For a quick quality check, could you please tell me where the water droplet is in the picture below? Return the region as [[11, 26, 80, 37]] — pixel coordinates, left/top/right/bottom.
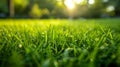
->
[[19, 44, 22, 48]]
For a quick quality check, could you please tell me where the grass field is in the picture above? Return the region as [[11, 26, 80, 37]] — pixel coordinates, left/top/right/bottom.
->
[[0, 18, 120, 67]]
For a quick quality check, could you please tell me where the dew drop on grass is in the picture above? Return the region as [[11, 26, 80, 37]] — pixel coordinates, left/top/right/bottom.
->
[[19, 44, 22, 48]]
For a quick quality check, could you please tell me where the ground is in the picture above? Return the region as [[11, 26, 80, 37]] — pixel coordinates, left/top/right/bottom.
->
[[0, 18, 120, 67]]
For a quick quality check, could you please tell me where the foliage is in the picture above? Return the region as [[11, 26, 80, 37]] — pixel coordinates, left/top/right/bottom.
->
[[0, 0, 120, 18], [42, 8, 50, 18], [29, 4, 42, 18], [0, 0, 8, 13], [14, 0, 29, 15], [0, 19, 120, 67]]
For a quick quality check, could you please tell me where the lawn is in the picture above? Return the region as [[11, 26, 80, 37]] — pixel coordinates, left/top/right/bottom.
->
[[0, 18, 120, 67]]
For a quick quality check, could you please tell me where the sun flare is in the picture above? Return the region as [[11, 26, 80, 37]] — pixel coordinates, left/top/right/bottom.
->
[[64, 0, 84, 9], [88, 0, 95, 4], [64, 0, 75, 9], [74, 0, 84, 4]]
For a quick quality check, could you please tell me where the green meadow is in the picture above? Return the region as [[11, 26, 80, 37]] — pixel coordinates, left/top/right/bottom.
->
[[0, 18, 120, 67]]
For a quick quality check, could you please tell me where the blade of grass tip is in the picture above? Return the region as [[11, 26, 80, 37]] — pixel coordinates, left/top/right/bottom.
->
[[109, 32, 113, 40], [14, 35, 23, 44], [58, 38, 66, 53], [105, 28, 114, 44], [73, 46, 77, 57], [99, 25, 105, 34], [107, 28, 113, 40], [106, 28, 111, 37], [34, 42, 43, 53], [45, 29, 48, 44], [89, 34, 106, 67], [78, 52, 85, 62]]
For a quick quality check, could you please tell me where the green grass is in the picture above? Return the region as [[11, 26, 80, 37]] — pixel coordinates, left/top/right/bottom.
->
[[0, 18, 120, 67]]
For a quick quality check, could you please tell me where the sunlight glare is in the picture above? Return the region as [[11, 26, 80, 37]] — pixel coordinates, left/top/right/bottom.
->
[[89, 0, 94, 5], [74, 0, 84, 4], [107, 6, 115, 12], [64, 0, 75, 9]]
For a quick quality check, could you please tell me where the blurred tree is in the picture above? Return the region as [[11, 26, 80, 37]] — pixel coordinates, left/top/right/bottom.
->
[[8, 0, 14, 17], [0, 0, 119, 18], [14, 0, 29, 16], [108, 0, 120, 16], [42, 8, 50, 18], [73, 0, 89, 18], [39, 0, 56, 11], [88, 0, 104, 18], [0, 0, 8, 16], [51, 0, 67, 18], [29, 4, 42, 18], [26, 0, 56, 18], [114, 0, 120, 16]]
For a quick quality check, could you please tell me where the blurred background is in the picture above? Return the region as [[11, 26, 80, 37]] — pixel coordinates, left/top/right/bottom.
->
[[0, 0, 120, 19]]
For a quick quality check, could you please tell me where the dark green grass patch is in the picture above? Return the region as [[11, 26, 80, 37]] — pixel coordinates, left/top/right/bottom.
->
[[0, 19, 120, 67]]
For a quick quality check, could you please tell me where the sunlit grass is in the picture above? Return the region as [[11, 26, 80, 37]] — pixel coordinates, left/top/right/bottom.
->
[[0, 18, 120, 67]]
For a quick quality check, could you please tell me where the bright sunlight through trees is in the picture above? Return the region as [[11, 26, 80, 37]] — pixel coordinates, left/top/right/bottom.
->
[[64, 0, 95, 10], [74, 0, 84, 4], [64, 0, 75, 10], [64, 0, 84, 9], [88, 0, 94, 5]]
